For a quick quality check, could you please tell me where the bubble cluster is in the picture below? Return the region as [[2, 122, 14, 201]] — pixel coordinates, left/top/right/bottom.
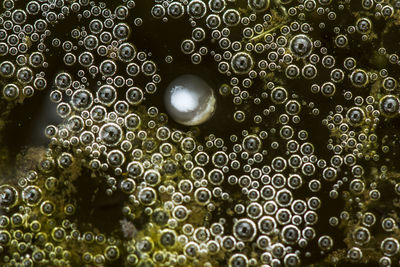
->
[[1, 0, 400, 267]]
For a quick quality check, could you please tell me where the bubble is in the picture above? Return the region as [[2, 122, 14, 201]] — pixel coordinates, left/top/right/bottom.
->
[[114, 101, 129, 116], [32, 77, 46, 91], [138, 187, 157, 206], [242, 135, 261, 153], [346, 107, 364, 125], [285, 64, 300, 79], [231, 52, 253, 74], [2, 83, 19, 101], [304, 210, 318, 225], [0, 42, 9, 56], [55, 73, 72, 90], [67, 116, 84, 134], [149, 209, 168, 227], [301, 64, 317, 79], [233, 218, 257, 241], [356, 18, 372, 34], [350, 69, 368, 87], [321, 82, 336, 97], [83, 35, 98, 50], [151, 4, 165, 19], [382, 217, 396, 232], [159, 230, 176, 247], [209, 0, 226, 13], [194, 188, 211, 205], [143, 169, 161, 186], [34, 19, 47, 33], [118, 43, 136, 62], [289, 34, 312, 58], [0, 61, 15, 77], [379, 95, 400, 117], [141, 61, 156, 76], [16, 67, 33, 84], [173, 205, 189, 221], [107, 150, 125, 168], [335, 34, 348, 48], [223, 9, 240, 26], [275, 189, 292, 207], [352, 226, 370, 245], [167, 2, 185, 19], [271, 87, 288, 104], [57, 152, 74, 168], [381, 5, 394, 18], [26, 1, 40, 15], [22, 186, 42, 206], [114, 4, 129, 19], [112, 23, 130, 40], [88, 19, 103, 34], [229, 254, 248, 267], [275, 208, 291, 226], [97, 85, 117, 106], [290, 200, 306, 216], [381, 238, 399, 256], [187, 0, 207, 19], [62, 52, 76, 66], [379, 257, 391, 267], [99, 59, 117, 77], [0, 230, 11, 247], [88, 106, 105, 123], [180, 40, 195, 56], [193, 31, 207, 46], [281, 225, 300, 245], [99, 245, 118, 262], [164, 74, 216, 126], [248, 0, 270, 12], [116, 76, 127, 88], [349, 179, 365, 195], [0, 185, 18, 209], [206, 14, 222, 29], [99, 31, 112, 44], [99, 123, 122, 146], [286, 175, 303, 191], [330, 68, 344, 82], [208, 169, 224, 185], [284, 253, 301, 267], [71, 89, 93, 111]]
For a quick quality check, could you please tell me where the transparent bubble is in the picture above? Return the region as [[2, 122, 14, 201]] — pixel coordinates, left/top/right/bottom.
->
[[167, 2, 185, 19], [118, 43, 136, 62], [187, 0, 207, 19], [97, 85, 117, 106], [233, 218, 256, 241], [164, 74, 216, 126], [99, 123, 122, 146], [222, 9, 240, 27], [112, 23, 130, 40], [231, 52, 253, 74]]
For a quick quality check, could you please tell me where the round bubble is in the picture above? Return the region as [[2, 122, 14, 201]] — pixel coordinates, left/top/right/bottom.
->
[[164, 74, 216, 126]]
